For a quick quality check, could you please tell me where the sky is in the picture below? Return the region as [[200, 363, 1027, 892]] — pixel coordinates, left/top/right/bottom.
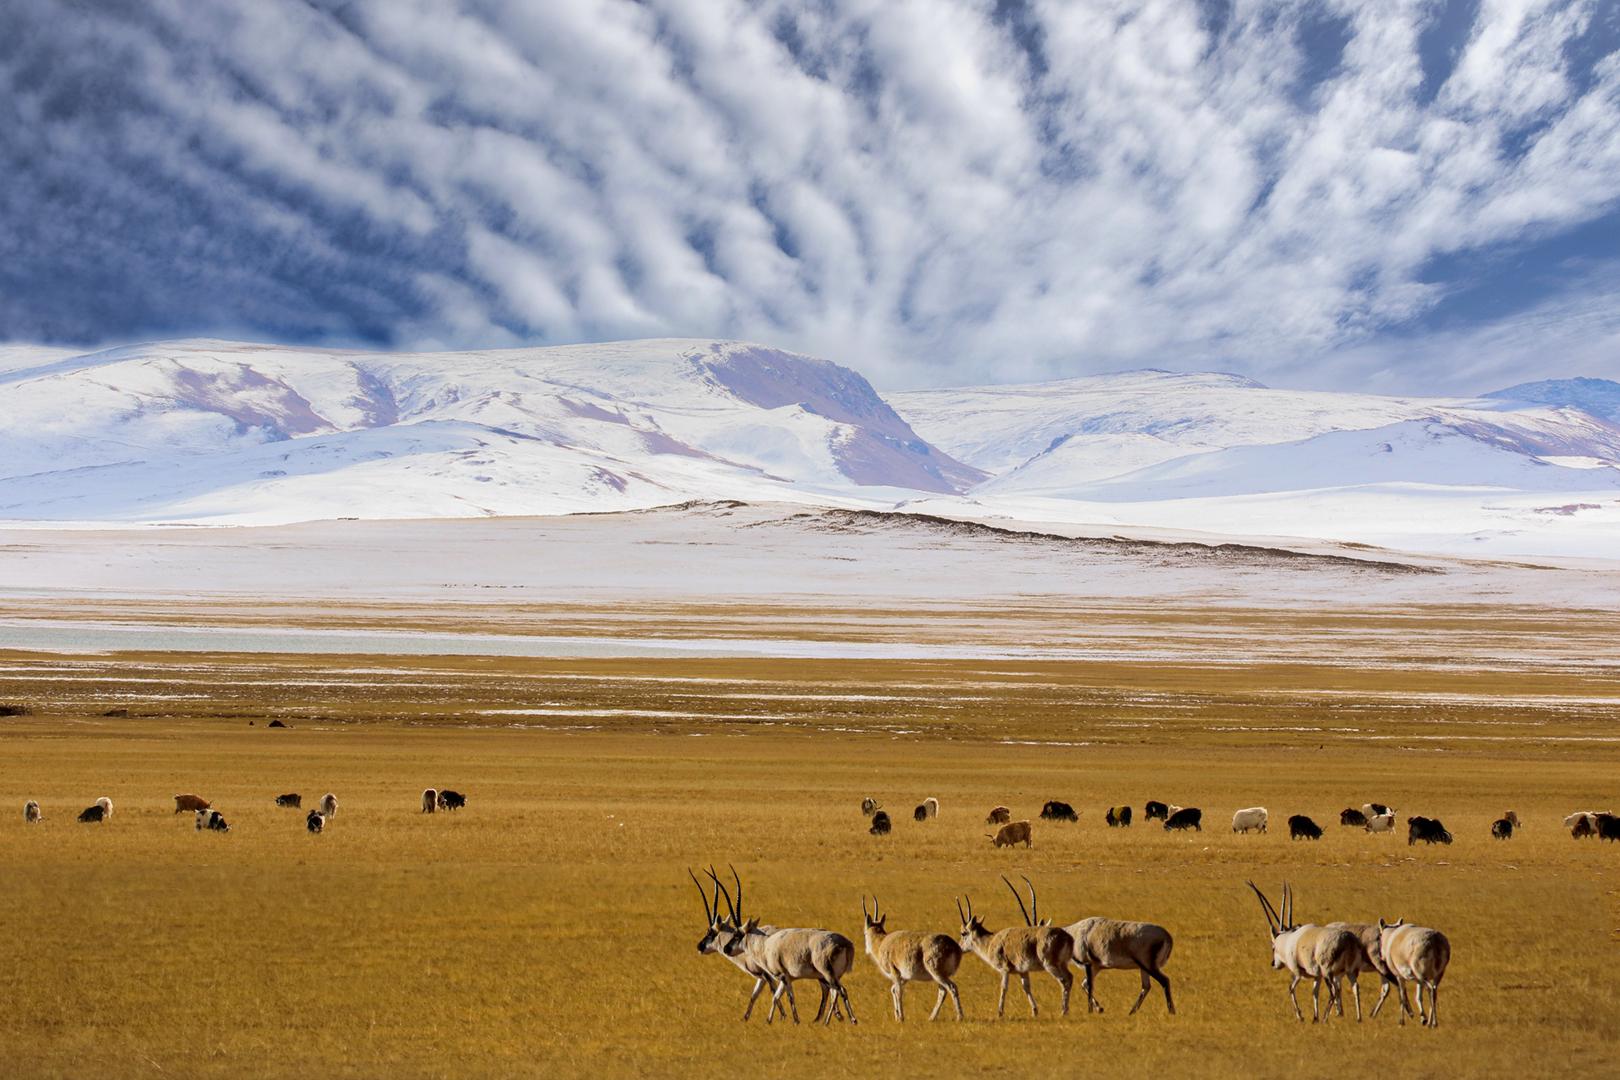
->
[[3, 0, 1619, 393]]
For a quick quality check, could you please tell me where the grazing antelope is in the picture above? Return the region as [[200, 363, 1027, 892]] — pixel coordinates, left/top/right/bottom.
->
[[1377, 918, 1451, 1028], [988, 819, 1032, 848], [1105, 805, 1132, 827], [955, 880, 1073, 1017], [1062, 910, 1175, 1016], [1231, 807, 1268, 834], [985, 805, 1011, 825], [1247, 881, 1358, 1022], [861, 896, 964, 1021]]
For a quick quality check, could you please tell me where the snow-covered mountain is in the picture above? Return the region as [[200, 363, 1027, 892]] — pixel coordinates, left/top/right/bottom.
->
[[0, 338, 981, 523], [2, 337, 1618, 557]]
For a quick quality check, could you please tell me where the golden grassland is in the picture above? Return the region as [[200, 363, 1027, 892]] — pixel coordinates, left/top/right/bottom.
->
[[0, 648, 1617, 1079]]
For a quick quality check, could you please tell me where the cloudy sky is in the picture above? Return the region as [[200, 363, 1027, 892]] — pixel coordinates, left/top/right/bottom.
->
[[3, 0, 1619, 391]]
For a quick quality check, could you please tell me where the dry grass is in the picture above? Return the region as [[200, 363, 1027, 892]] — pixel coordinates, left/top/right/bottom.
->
[[1, 649, 1618, 1078]]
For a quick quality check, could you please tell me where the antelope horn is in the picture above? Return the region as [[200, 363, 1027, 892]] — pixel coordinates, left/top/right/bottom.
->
[[1246, 880, 1279, 937], [688, 867, 713, 923], [1282, 881, 1293, 930], [706, 865, 739, 923], [1021, 875, 1039, 927], [729, 863, 743, 921], [955, 896, 966, 924], [1002, 875, 1033, 927], [862, 895, 870, 922]]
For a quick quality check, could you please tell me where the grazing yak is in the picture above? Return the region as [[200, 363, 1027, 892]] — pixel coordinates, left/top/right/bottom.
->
[[922, 797, 939, 819], [1339, 808, 1368, 827], [422, 788, 438, 814], [860, 797, 881, 815], [1105, 805, 1132, 828], [195, 809, 230, 833], [1288, 814, 1323, 841], [275, 793, 302, 808], [985, 805, 1012, 826], [1040, 800, 1079, 822], [306, 811, 326, 834], [24, 800, 41, 824], [320, 793, 338, 818], [1597, 813, 1620, 842], [1365, 812, 1396, 834], [437, 789, 466, 811], [913, 804, 928, 822], [1491, 817, 1515, 840], [78, 797, 112, 824], [988, 820, 1033, 848], [173, 794, 211, 814], [869, 811, 892, 835], [1231, 807, 1269, 834], [1407, 816, 1452, 845], [1163, 807, 1201, 832], [1144, 801, 1170, 822], [1564, 810, 1611, 835], [1571, 815, 1595, 839]]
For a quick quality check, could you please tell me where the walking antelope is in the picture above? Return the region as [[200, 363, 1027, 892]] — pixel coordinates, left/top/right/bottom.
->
[[955, 878, 1074, 1018], [692, 866, 845, 1024], [1061, 910, 1175, 1015], [1247, 881, 1359, 1022], [725, 918, 858, 1026], [1377, 918, 1451, 1028], [861, 896, 964, 1021]]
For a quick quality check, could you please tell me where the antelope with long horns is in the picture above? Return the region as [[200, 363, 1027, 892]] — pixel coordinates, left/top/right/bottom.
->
[[693, 866, 844, 1023], [720, 870, 857, 1026], [1377, 918, 1451, 1028], [1247, 881, 1359, 1022], [955, 878, 1074, 1018], [861, 896, 965, 1021]]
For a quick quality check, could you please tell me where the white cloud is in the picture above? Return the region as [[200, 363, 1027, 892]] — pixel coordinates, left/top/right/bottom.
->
[[2, 0, 1618, 390]]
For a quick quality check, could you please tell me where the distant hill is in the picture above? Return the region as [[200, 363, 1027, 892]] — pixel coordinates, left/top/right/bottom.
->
[[1484, 377, 1620, 422]]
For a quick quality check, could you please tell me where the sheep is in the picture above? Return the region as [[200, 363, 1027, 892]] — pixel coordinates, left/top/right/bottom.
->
[[1248, 882, 1359, 1022], [1288, 814, 1323, 841], [1407, 816, 1452, 845], [24, 800, 41, 824], [860, 797, 881, 815], [1143, 800, 1170, 821], [1105, 805, 1132, 827], [1364, 812, 1396, 834], [869, 811, 892, 835], [173, 794, 211, 814], [1231, 807, 1269, 834], [984, 805, 1011, 826], [194, 809, 229, 833], [1039, 800, 1078, 822], [1377, 919, 1451, 1027], [422, 788, 438, 814], [1491, 817, 1514, 840], [862, 896, 965, 1021], [956, 881, 1074, 1017], [437, 789, 466, 811], [306, 810, 326, 834], [1163, 807, 1201, 831], [275, 793, 302, 808], [1339, 808, 1368, 827], [988, 820, 1033, 848], [320, 793, 338, 818]]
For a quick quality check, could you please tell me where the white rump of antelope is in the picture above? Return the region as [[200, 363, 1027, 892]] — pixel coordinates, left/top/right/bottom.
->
[[1248, 881, 1358, 1022], [1377, 918, 1451, 1028]]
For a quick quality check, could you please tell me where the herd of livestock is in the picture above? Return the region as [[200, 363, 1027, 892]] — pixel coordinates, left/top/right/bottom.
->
[[683, 796, 1617, 1028], [17, 787, 468, 834], [690, 866, 1451, 1029], [859, 796, 1620, 845]]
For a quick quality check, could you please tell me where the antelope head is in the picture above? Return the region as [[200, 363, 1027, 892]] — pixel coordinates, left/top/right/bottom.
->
[[861, 896, 887, 953], [955, 895, 989, 950], [722, 916, 764, 957], [1247, 880, 1295, 968], [691, 864, 742, 954]]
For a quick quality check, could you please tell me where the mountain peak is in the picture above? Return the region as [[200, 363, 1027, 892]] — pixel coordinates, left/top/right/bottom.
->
[[1484, 377, 1620, 422]]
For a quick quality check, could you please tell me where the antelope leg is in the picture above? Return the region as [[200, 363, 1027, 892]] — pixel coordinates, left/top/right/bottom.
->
[[1350, 975, 1362, 1021], [1083, 963, 1104, 1014], [743, 976, 770, 1021], [1311, 976, 1322, 1023], [1287, 974, 1305, 1022], [1130, 970, 1151, 1015], [947, 979, 964, 1020], [782, 978, 801, 1025], [997, 972, 1009, 1017], [928, 984, 946, 1021], [1428, 983, 1440, 1028], [1018, 972, 1039, 1018], [892, 979, 904, 1022]]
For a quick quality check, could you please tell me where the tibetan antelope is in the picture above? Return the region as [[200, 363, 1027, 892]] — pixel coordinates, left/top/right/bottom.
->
[[1274, 890, 1402, 1022], [955, 878, 1074, 1018], [861, 896, 964, 1021], [725, 918, 858, 1026], [1247, 881, 1358, 1022], [689, 865, 782, 1021], [1061, 908, 1175, 1016], [1377, 918, 1451, 1028]]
